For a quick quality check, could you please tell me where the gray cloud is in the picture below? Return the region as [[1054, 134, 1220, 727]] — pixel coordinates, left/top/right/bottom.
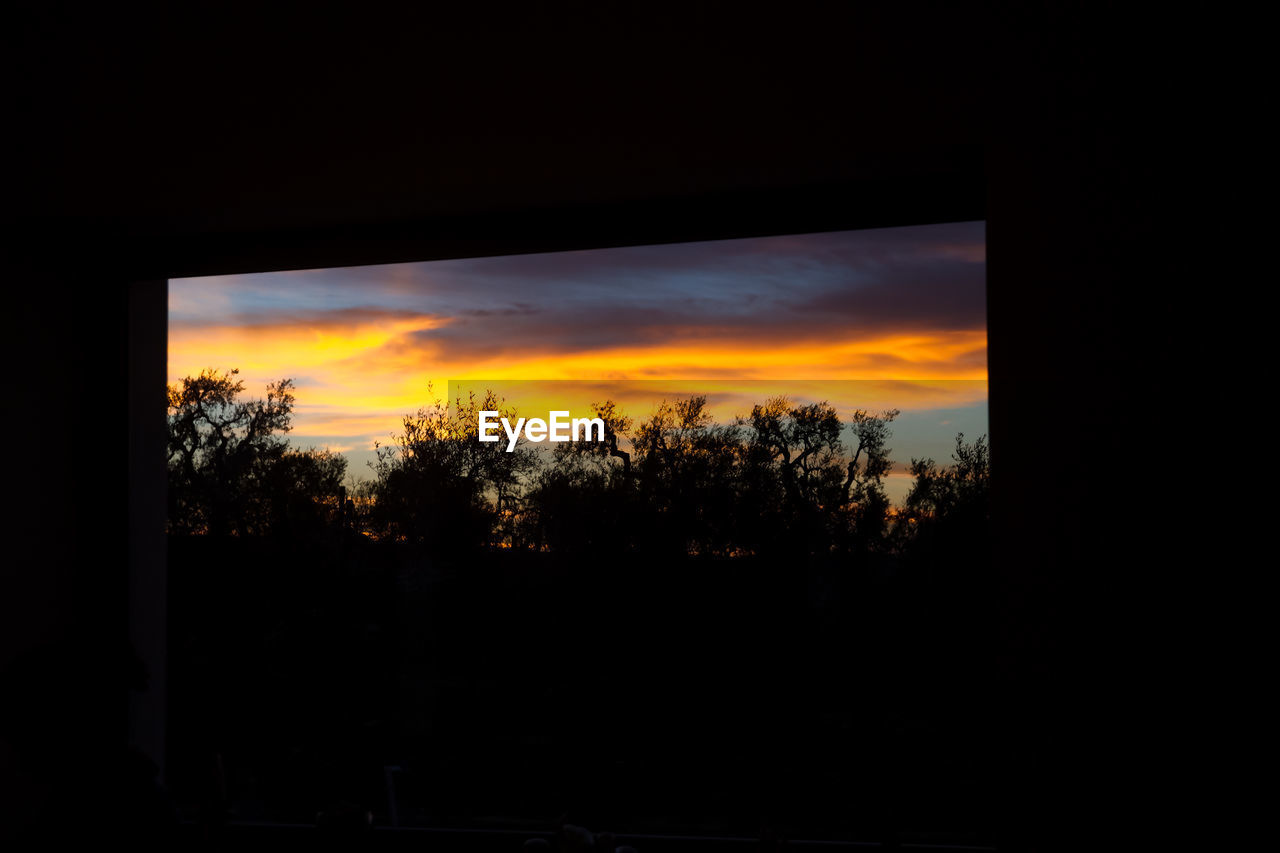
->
[[178, 221, 986, 367]]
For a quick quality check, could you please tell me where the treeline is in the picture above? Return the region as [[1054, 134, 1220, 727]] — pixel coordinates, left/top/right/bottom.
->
[[168, 369, 989, 561]]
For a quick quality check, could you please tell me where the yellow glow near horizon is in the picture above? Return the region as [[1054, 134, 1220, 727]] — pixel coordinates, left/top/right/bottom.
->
[[444, 378, 989, 434]]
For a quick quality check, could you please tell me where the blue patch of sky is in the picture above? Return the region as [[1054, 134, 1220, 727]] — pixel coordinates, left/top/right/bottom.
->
[[870, 404, 989, 469]]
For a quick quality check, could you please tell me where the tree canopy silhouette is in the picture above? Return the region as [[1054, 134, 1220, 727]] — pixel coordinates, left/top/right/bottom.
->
[[367, 388, 538, 551], [633, 395, 744, 557], [521, 400, 636, 553], [167, 368, 346, 536], [737, 398, 899, 555], [900, 432, 991, 544]]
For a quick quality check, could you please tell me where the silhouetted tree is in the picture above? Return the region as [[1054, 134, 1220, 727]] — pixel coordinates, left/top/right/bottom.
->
[[561, 398, 635, 480], [522, 400, 635, 552], [899, 432, 990, 542], [841, 407, 901, 548], [368, 388, 538, 551], [632, 396, 744, 556], [739, 398, 898, 553], [742, 397, 845, 513], [167, 368, 346, 536], [261, 447, 349, 538]]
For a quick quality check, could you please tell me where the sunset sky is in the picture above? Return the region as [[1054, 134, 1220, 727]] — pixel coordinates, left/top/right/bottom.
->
[[169, 221, 987, 503]]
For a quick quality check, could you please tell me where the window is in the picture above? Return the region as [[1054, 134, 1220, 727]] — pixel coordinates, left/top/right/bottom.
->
[[156, 219, 995, 846]]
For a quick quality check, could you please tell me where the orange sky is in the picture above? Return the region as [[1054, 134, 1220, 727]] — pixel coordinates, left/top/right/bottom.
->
[[169, 222, 988, 500]]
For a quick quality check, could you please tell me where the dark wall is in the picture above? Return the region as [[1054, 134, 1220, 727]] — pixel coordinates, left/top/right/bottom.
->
[[3, 5, 1176, 849]]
